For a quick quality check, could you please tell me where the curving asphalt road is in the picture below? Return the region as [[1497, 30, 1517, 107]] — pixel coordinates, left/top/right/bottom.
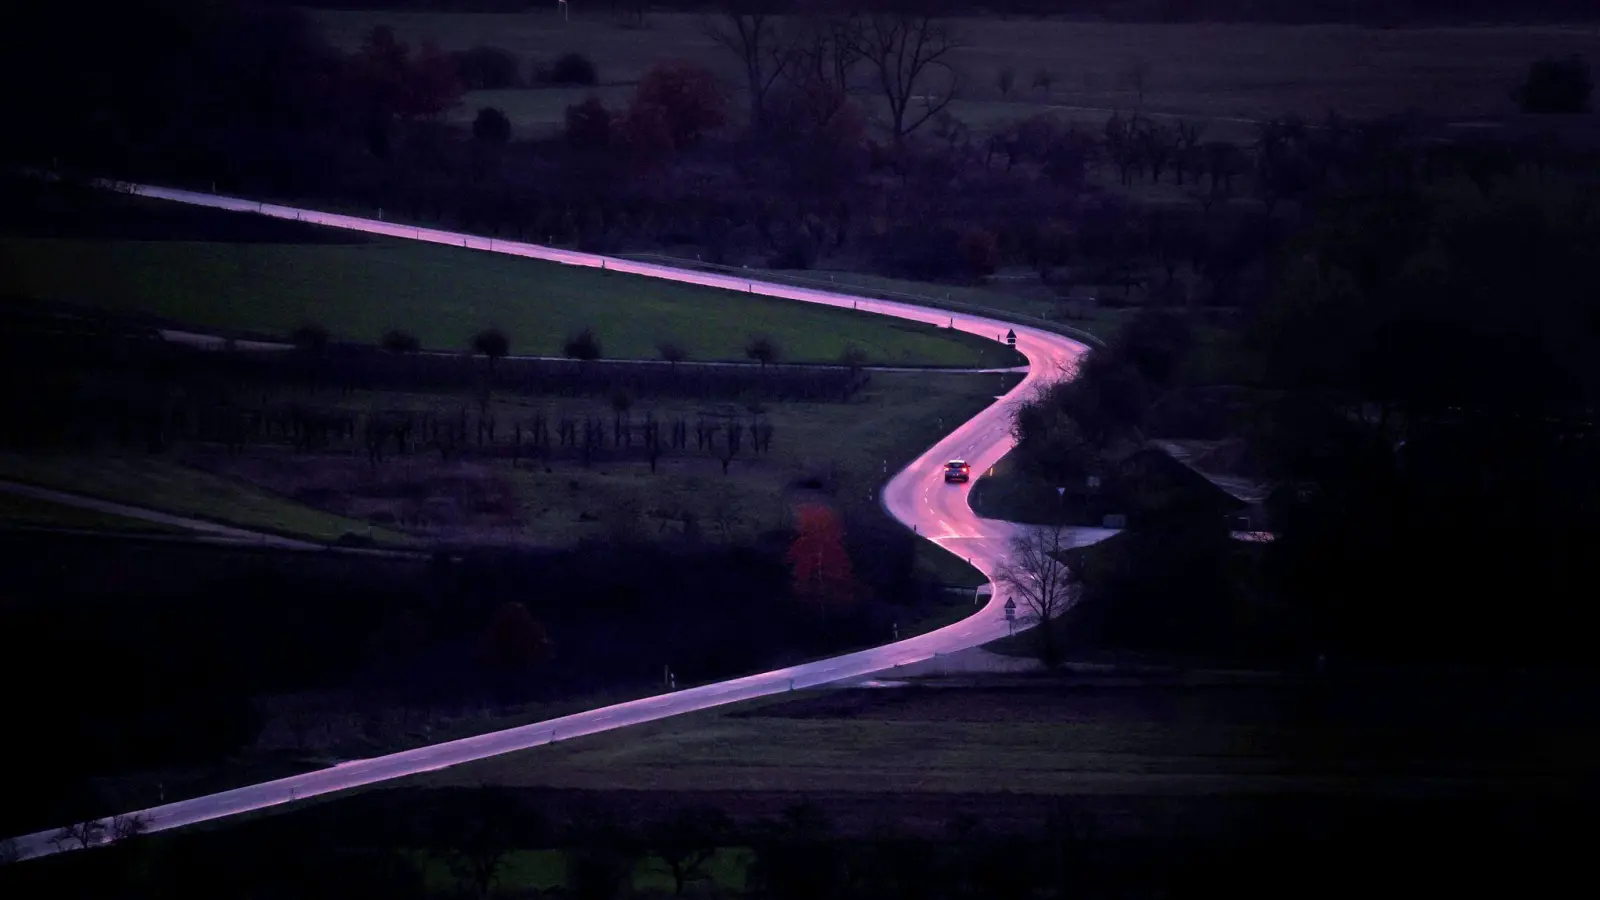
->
[[7, 182, 1114, 862]]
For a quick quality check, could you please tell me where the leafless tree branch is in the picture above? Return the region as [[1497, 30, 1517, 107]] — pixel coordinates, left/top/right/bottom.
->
[[702, 6, 792, 131], [996, 522, 1082, 665], [853, 13, 963, 144]]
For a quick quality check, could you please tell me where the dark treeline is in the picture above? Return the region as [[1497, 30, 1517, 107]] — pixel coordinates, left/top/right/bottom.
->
[[263, 0, 1600, 26], [0, 514, 939, 835], [1009, 147, 1600, 667], [11, 0, 1593, 316]]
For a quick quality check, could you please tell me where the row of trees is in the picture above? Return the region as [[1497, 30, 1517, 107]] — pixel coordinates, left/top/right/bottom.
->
[[12, 2, 1591, 316]]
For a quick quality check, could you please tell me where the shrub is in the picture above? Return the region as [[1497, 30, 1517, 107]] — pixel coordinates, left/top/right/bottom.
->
[[1513, 55, 1593, 113], [767, 232, 819, 270], [472, 327, 510, 361], [541, 51, 598, 86], [449, 45, 520, 91], [290, 323, 329, 354], [564, 327, 603, 361], [381, 329, 420, 353], [472, 106, 512, 144], [957, 228, 1000, 278], [564, 97, 613, 150]]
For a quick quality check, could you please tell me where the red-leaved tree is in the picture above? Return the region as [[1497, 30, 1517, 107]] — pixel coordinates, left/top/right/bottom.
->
[[476, 601, 553, 674], [631, 60, 727, 149], [786, 504, 859, 611]]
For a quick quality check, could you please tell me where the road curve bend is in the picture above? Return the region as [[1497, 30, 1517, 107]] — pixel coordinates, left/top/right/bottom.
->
[[6, 183, 1113, 862]]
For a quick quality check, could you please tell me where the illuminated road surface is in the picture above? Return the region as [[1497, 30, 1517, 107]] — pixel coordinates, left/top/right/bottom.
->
[[7, 183, 1112, 861]]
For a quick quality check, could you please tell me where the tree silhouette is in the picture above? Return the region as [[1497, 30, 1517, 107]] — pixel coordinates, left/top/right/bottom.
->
[[472, 327, 510, 374], [471, 106, 512, 144], [475, 601, 552, 674], [995, 523, 1081, 666], [610, 391, 632, 445], [567, 805, 640, 900], [703, 8, 790, 132], [745, 334, 781, 369], [657, 339, 689, 370], [748, 803, 841, 900], [646, 806, 733, 896], [437, 788, 541, 899], [787, 504, 858, 610], [564, 327, 603, 362], [632, 59, 727, 148], [839, 344, 869, 373], [381, 329, 420, 353], [1514, 55, 1592, 113], [564, 96, 613, 150], [853, 13, 962, 145], [290, 322, 329, 355]]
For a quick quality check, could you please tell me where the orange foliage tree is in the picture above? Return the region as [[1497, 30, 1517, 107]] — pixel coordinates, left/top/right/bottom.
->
[[786, 504, 860, 611], [476, 601, 553, 674]]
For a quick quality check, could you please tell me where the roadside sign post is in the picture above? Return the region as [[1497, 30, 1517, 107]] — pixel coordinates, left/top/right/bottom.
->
[[1004, 597, 1017, 636]]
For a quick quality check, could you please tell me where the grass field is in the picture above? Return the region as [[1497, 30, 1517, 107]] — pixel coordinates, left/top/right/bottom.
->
[[179, 371, 1015, 571], [420, 677, 1600, 800], [0, 231, 1015, 367], [0, 453, 408, 544], [0, 489, 190, 535], [315, 10, 1600, 136]]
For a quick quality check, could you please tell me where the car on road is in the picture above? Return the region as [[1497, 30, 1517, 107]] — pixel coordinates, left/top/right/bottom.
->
[[944, 459, 971, 483]]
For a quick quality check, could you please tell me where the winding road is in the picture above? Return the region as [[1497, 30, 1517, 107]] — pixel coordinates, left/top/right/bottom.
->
[[6, 182, 1113, 862]]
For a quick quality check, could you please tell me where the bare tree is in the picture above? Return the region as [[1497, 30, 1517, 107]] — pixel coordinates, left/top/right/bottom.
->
[[1126, 58, 1152, 109], [109, 814, 150, 844], [703, 4, 791, 131], [995, 523, 1082, 665], [438, 787, 537, 899], [853, 13, 962, 145], [779, 14, 862, 131], [51, 817, 106, 852], [839, 343, 868, 373], [382, 328, 421, 353], [646, 806, 734, 896]]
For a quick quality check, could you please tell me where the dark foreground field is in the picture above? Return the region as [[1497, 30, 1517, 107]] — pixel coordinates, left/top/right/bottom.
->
[[12, 673, 1593, 898], [429, 673, 1600, 807]]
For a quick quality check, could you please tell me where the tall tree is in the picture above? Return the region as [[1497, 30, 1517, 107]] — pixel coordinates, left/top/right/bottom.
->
[[995, 523, 1081, 665], [703, 3, 792, 131], [745, 334, 782, 369], [787, 504, 858, 610], [475, 601, 552, 674], [472, 327, 510, 375], [632, 60, 728, 148], [853, 13, 962, 145], [779, 14, 862, 131]]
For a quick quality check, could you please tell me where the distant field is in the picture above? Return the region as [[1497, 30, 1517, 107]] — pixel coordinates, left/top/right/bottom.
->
[[180, 371, 1015, 576], [420, 678, 1600, 798], [0, 489, 189, 535], [0, 230, 1015, 367], [315, 10, 1600, 136], [0, 453, 406, 544]]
